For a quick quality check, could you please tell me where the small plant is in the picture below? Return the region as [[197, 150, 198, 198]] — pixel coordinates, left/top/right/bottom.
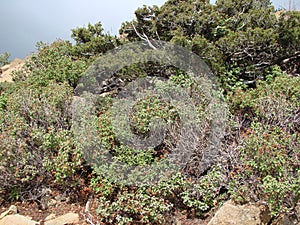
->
[[96, 190, 173, 224]]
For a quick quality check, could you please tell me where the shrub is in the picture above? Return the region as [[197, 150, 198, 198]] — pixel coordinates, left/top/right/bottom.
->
[[229, 73, 300, 130], [0, 82, 84, 201], [229, 122, 299, 215], [96, 187, 173, 225], [228, 73, 300, 216], [71, 22, 120, 57], [12, 40, 91, 88], [91, 165, 227, 224]]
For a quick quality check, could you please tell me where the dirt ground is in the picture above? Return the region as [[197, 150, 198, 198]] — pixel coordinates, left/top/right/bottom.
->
[[0, 197, 100, 225]]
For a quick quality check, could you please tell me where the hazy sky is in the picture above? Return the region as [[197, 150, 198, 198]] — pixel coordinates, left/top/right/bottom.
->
[[0, 0, 298, 60]]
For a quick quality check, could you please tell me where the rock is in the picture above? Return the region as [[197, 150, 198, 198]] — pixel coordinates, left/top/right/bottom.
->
[[44, 213, 79, 225], [44, 214, 56, 221], [0, 214, 39, 225], [0, 205, 18, 219], [208, 201, 271, 225], [0, 65, 10, 73]]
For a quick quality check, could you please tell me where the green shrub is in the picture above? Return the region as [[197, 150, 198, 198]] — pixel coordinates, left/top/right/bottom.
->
[[229, 73, 300, 129], [153, 167, 227, 216], [7, 82, 73, 129], [96, 190, 173, 225], [91, 166, 227, 224], [0, 82, 84, 200], [12, 40, 91, 88], [71, 22, 120, 57], [228, 73, 300, 216]]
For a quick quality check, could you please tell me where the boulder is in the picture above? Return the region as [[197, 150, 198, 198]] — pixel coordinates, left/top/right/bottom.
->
[[208, 201, 271, 225], [0, 214, 39, 225], [44, 213, 79, 225]]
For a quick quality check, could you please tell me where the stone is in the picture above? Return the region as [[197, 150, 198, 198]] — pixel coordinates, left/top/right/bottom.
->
[[0, 214, 39, 225], [207, 201, 271, 225], [44, 213, 79, 225], [0, 65, 10, 73], [44, 214, 56, 221], [0, 205, 18, 219]]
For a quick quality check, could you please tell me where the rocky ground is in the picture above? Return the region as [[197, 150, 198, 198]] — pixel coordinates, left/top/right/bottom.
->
[[2, 198, 296, 225], [0, 58, 26, 82], [0, 196, 208, 224], [0, 197, 100, 225]]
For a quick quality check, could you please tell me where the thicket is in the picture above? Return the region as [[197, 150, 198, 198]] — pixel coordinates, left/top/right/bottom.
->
[[0, 0, 299, 224]]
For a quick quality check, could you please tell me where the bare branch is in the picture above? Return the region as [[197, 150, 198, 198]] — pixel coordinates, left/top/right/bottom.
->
[[131, 22, 157, 50]]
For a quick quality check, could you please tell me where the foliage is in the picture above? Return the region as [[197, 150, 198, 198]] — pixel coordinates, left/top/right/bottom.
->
[[90, 167, 227, 224], [0, 0, 300, 223], [216, 28, 279, 82], [229, 123, 299, 215], [0, 82, 84, 201], [12, 40, 91, 88], [95, 95, 177, 167], [71, 22, 121, 57], [228, 74, 300, 216], [97, 190, 172, 225], [229, 73, 300, 128], [120, 0, 299, 91], [0, 52, 10, 67], [277, 11, 300, 74]]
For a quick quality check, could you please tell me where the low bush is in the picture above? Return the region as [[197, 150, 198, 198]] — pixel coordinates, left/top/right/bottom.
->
[[0, 82, 84, 201], [228, 73, 300, 216], [229, 122, 299, 215]]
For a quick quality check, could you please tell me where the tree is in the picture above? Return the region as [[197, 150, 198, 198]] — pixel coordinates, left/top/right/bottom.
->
[[276, 11, 300, 75], [120, 0, 299, 91], [71, 22, 120, 56]]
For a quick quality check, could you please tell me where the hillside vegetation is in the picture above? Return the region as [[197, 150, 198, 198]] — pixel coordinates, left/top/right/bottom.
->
[[0, 0, 299, 224]]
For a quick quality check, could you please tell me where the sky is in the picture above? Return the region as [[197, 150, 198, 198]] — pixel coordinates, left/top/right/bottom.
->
[[0, 0, 299, 60]]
